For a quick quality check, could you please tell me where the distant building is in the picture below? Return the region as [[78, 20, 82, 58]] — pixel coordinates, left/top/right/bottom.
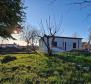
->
[[82, 42, 88, 50], [0, 43, 18, 48], [19, 46, 26, 49], [82, 42, 91, 51], [39, 36, 82, 53]]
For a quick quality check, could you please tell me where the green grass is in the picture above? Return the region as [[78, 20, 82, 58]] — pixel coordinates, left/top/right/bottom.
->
[[58, 52, 91, 66], [0, 52, 91, 84]]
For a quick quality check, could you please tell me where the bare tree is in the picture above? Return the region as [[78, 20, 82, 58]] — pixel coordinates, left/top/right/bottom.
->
[[22, 25, 39, 53], [49, 0, 57, 5], [21, 16, 62, 55], [73, 0, 91, 17], [87, 28, 91, 51], [74, 0, 91, 8], [39, 16, 62, 56], [73, 0, 91, 51]]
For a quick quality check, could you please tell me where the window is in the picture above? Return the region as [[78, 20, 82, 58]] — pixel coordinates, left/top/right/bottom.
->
[[73, 43, 76, 48], [52, 41, 57, 47]]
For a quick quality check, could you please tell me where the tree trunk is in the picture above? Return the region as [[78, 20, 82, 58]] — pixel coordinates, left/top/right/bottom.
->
[[41, 36, 53, 56], [47, 47, 52, 56], [46, 36, 52, 56]]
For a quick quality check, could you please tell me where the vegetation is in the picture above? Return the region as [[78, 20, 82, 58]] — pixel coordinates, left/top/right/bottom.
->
[[0, 52, 91, 84], [21, 26, 39, 53], [1, 55, 17, 63], [38, 17, 62, 56], [0, 0, 24, 39]]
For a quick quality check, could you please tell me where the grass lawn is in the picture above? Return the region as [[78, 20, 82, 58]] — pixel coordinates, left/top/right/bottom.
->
[[0, 52, 91, 84]]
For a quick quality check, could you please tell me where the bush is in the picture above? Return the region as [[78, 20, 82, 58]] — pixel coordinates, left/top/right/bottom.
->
[[70, 49, 91, 56], [1, 55, 17, 63], [24, 78, 33, 84]]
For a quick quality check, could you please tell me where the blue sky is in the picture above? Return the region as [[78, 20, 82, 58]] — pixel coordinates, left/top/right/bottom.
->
[[2, 0, 90, 44], [24, 0, 91, 41]]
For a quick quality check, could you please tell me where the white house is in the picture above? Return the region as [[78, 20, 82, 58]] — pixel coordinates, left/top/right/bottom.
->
[[39, 36, 82, 53]]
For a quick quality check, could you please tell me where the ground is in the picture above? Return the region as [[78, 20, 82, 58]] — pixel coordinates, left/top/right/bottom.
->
[[0, 51, 91, 84]]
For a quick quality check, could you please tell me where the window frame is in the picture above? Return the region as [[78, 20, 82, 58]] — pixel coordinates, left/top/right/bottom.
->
[[51, 41, 57, 47], [73, 42, 76, 48]]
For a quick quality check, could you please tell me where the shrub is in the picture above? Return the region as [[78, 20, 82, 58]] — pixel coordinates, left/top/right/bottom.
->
[[24, 78, 33, 84], [1, 55, 17, 63], [11, 66, 19, 71], [70, 49, 91, 56]]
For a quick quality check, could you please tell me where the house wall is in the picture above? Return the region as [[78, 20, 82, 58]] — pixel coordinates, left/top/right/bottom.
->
[[39, 37, 82, 53]]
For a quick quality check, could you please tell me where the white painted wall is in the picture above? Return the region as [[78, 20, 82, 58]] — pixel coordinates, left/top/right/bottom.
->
[[39, 37, 82, 53]]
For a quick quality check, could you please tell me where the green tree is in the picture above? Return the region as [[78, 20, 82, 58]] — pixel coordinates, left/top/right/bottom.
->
[[0, 0, 24, 39]]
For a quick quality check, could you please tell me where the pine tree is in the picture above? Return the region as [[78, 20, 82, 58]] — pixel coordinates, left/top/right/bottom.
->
[[0, 0, 24, 39]]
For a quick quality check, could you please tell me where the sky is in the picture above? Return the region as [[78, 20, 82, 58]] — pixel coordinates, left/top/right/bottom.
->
[[1, 0, 91, 45], [24, 0, 91, 40]]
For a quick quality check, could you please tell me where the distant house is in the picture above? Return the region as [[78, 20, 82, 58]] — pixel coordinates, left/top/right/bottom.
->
[[39, 36, 82, 53], [0, 43, 18, 48], [82, 42, 91, 51], [82, 42, 88, 50]]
